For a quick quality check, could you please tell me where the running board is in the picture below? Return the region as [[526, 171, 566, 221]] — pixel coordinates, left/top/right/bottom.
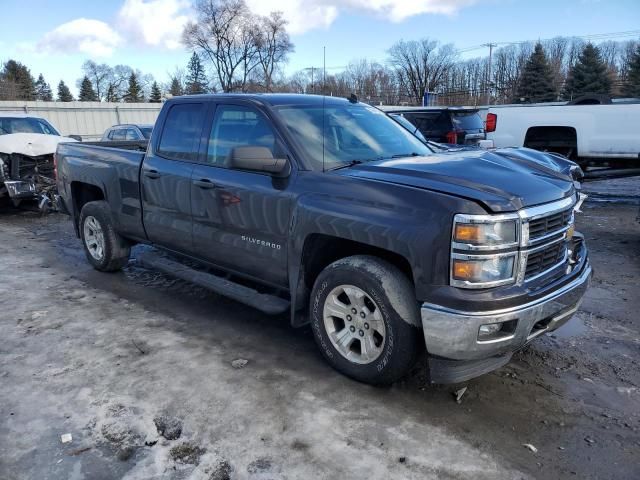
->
[[136, 252, 290, 315]]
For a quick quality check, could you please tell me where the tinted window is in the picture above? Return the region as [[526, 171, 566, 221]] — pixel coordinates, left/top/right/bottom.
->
[[207, 105, 276, 167], [140, 127, 153, 139], [404, 111, 451, 137], [451, 111, 484, 131], [158, 103, 205, 161]]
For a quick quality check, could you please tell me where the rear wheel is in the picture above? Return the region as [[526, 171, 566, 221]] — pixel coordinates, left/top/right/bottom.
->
[[310, 255, 421, 385], [79, 201, 130, 272]]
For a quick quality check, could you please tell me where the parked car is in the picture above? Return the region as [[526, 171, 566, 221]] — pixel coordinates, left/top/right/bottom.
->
[[56, 94, 591, 385], [101, 124, 153, 142], [0, 112, 76, 208], [381, 106, 487, 146], [485, 101, 640, 168], [387, 111, 584, 184]]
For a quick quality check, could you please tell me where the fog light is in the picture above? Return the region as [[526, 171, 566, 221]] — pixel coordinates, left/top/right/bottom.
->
[[479, 323, 501, 336]]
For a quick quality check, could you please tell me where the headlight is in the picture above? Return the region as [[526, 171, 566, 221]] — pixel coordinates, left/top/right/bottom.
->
[[453, 216, 518, 249], [451, 254, 516, 287], [451, 213, 520, 288]]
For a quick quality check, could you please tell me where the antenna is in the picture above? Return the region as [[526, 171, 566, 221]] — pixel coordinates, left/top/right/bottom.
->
[[322, 46, 326, 172]]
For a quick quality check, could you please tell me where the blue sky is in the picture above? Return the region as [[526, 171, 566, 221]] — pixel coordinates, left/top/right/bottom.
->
[[1, 0, 639, 95]]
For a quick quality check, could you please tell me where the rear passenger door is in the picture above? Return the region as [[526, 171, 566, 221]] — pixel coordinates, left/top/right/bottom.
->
[[142, 101, 208, 253], [190, 102, 293, 287]]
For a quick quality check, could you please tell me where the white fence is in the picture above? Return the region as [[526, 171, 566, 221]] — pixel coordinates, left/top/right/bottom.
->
[[0, 101, 163, 141]]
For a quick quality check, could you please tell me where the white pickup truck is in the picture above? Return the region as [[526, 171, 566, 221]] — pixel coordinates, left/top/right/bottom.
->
[[485, 102, 640, 169]]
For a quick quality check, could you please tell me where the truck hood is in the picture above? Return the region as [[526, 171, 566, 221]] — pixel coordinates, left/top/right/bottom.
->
[[341, 149, 576, 212], [0, 133, 77, 157]]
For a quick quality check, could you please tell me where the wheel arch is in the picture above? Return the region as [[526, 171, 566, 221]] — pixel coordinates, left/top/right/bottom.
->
[[523, 126, 578, 159], [290, 233, 415, 327], [70, 181, 106, 236]]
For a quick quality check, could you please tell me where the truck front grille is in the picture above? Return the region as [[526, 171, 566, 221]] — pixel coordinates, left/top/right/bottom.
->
[[525, 242, 566, 279], [528, 208, 573, 242]]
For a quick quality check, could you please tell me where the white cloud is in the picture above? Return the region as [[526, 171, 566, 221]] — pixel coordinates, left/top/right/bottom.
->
[[117, 0, 192, 50], [246, 0, 478, 34], [37, 18, 122, 57]]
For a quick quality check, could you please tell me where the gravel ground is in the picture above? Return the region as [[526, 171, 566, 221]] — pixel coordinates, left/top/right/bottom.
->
[[0, 192, 639, 479]]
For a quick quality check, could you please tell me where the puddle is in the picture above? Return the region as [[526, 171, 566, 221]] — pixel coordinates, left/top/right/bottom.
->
[[549, 315, 589, 339]]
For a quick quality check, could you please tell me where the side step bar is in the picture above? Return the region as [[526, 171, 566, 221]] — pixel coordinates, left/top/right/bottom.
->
[[136, 252, 290, 315]]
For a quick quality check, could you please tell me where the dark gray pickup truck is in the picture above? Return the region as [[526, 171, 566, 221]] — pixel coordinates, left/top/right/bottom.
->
[[56, 94, 591, 385]]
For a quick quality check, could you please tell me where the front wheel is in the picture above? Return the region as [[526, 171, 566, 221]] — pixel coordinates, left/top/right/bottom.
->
[[310, 255, 422, 385], [79, 201, 131, 272]]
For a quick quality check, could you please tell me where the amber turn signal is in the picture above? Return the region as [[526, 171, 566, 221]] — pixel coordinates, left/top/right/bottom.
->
[[452, 259, 481, 280], [454, 224, 481, 243]]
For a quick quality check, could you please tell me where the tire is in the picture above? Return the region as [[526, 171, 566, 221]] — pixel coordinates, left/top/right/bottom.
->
[[79, 201, 131, 272], [310, 255, 422, 385]]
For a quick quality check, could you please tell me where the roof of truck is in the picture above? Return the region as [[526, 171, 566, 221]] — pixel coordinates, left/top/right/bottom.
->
[[170, 93, 359, 107]]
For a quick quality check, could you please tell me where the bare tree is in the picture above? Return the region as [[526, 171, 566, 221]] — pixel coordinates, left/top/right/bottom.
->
[[182, 0, 262, 92], [81, 60, 112, 101], [254, 11, 294, 91], [387, 39, 457, 104]]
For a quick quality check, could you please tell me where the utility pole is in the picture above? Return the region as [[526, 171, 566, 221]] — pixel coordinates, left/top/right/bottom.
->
[[484, 42, 497, 105]]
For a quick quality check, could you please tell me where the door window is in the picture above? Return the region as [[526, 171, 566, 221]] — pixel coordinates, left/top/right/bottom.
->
[[111, 129, 126, 141], [207, 105, 276, 167], [157, 103, 205, 161]]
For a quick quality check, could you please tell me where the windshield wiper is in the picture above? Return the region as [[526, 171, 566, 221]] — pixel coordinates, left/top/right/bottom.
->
[[327, 159, 366, 171], [389, 152, 421, 159]]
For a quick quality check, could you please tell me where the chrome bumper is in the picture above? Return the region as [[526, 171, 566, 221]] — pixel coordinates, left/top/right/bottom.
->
[[421, 263, 592, 362]]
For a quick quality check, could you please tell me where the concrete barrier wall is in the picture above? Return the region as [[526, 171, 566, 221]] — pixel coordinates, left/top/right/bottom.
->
[[0, 101, 163, 141]]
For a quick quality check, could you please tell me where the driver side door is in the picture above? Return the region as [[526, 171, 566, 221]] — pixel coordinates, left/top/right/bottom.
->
[[191, 102, 293, 287]]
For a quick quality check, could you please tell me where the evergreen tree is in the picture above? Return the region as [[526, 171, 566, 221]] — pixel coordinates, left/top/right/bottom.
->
[[622, 44, 640, 98], [514, 43, 556, 103], [34, 74, 53, 101], [57, 81, 74, 102], [169, 77, 183, 97], [78, 76, 98, 101], [124, 72, 143, 103], [105, 84, 119, 103], [564, 43, 612, 98], [149, 81, 162, 102], [1, 60, 36, 100], [185, 52, 207, 94]]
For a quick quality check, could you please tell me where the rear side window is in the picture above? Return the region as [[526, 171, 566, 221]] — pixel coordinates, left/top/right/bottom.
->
[[404, 112, 451, 135], [451, 111, 484, 131], [111, 129, 126, 141], [125, 128, 138, 140], [158, 103, 205, 161]]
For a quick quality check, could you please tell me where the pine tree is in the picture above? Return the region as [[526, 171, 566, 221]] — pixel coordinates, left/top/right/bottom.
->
[[78, 76, 98, 101], [622, 44, 640, 98], [57, 81, 74, 102], [514, 43, 556, 103], [34, 74, 53, 101], [124, 72, 143, 103], [564, 43, 612, 98], [105, 84, 119, 103], [185, 52, 207, 94], [1, 60, 36, 100], [149, 81, 162, 102], [169, 77, 183, 97]]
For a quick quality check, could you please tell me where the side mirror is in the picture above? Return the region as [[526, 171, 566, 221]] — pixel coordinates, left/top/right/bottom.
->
[[229, 146, 290, 177], [68, 135, 83, 142]]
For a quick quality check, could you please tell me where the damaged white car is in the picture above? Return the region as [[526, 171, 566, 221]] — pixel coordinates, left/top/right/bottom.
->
[[0, 112, 77, 209]]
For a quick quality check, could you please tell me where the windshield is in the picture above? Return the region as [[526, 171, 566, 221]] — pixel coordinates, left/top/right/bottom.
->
[[388, 113, 428, 143], [451, 111, 483, 131], [276, 102, 432, 171], [140, 127, 153, 139], [0, 117, 60, 136]]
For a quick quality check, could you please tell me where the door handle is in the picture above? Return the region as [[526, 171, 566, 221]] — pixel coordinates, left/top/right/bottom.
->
[[144, 169, 160, 179], [193, 179, 217, 189]]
